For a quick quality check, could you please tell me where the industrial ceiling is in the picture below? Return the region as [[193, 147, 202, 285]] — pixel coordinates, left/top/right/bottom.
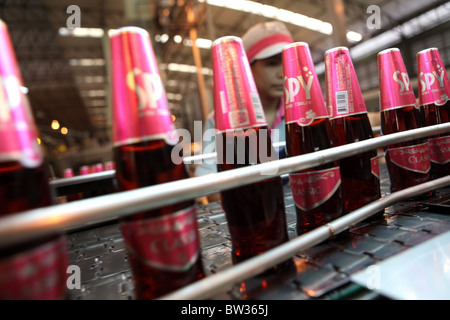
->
[[0, 0, 449, 174]]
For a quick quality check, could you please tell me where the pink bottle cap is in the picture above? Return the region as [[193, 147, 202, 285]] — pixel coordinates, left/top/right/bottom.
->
[[79, 165, 90, 175], [92, 163, 104, 173], [416, 47, 450, 107], [0, 20, 43, 168], [211, 36, 267, 132], [63, 168, 74, 178], [325, 46, 367, 118], [110, 27, 177, 147], [282, 42, 329, 126], [104, 161, 115, 171], [378, 48, 417, 111]]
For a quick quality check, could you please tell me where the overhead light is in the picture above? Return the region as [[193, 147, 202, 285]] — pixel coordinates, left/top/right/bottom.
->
[[51, 120, 60, 130], [203, 0, 332, 35], [201, 0, 362, 41], [61, 127, 68, 135], [166, 93, 183, 101], [75, 75, 106, 84], [85, 100, 106, 107], [155, 34, 170, 43], [80, 90, 106, 97], [58, 27, 104, 38], [69, 59, 105, 67], [349, 3, 450, 62], [161, 63, 213, 76], [183, 38, 212, 49], [174, 35, 183, 43], [346, 31, 363, 43], [166, 80, 180, 87]]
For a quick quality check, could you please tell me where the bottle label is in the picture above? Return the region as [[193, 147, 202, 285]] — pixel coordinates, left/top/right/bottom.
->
[[325, 48, 367, 118], [378, 49, 418, 111], [417, 49, 450, 106], [289, 167, 341, 211], [0, 236, 68, 299], [387, 142, 431, 174], [371, 155, 380, 179], [0, 22, 43, 168], [428, 135, 450, 164], [120, 206, 201, 272], [212, 37, 267, 132], [110, 29, 177, 147], [283, 43, 329, 126]]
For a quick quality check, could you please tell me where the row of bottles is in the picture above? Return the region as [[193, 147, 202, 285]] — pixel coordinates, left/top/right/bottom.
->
[[63, 161, 115, 179], [1, 16, 449, 300], [380, 48, 450, 195], [57, 161, 116, 203], [284, 44, 450, 236]]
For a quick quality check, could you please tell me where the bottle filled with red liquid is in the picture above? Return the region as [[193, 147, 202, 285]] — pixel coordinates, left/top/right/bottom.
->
[[378, 48, 432, 196], [211, 36, 289, 266], [0, 20, 68, 299], [325, 47, 381, 213], [110, 27, 204, 300], [282, 42, 344, 235], [417, 47, 450, 179]]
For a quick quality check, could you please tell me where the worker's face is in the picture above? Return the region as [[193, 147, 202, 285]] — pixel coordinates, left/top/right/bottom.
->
[[250, 53, 284, 99]]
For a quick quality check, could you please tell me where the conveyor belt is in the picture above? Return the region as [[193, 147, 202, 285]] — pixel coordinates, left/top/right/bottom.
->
[[65, 159, 450, 300]]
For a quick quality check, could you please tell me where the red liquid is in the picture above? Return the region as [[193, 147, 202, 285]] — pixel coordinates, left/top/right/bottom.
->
[[330, 114, 381, 213], [216, 126, 289, 265], [0, 161, 68, 299], [285, 118, 344, 235], [114, 140, 205, 300], [422, 100, 450, 179], [381, 105, 432, 194]]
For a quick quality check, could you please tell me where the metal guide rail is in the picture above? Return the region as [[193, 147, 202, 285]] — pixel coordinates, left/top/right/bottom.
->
[[2, 123, 450, 300]]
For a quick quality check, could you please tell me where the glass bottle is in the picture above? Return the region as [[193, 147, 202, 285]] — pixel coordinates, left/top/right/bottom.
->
[[378, 48, 432, 196], [0, 20, 68, 300], [282, 42, 344, 235], [325, 47, 381, 213], [211, 36, 289, 266], [110, 27, 205, 300], [417, 47, 450, 179]]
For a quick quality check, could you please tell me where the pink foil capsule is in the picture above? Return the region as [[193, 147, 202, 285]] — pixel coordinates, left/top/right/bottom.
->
[[325, 46, 367, 118], [211, 36, 267, 132], [110, 27, 176, 147], [0, 20, 43, 168], [378, 48, 418, 111], [417, 47, 450, 107], [282, 42, 329, 126]]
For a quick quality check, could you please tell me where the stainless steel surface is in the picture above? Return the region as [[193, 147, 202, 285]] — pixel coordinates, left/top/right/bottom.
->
[[2, 123, 450, 249], [351, 231, 450, 299]]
